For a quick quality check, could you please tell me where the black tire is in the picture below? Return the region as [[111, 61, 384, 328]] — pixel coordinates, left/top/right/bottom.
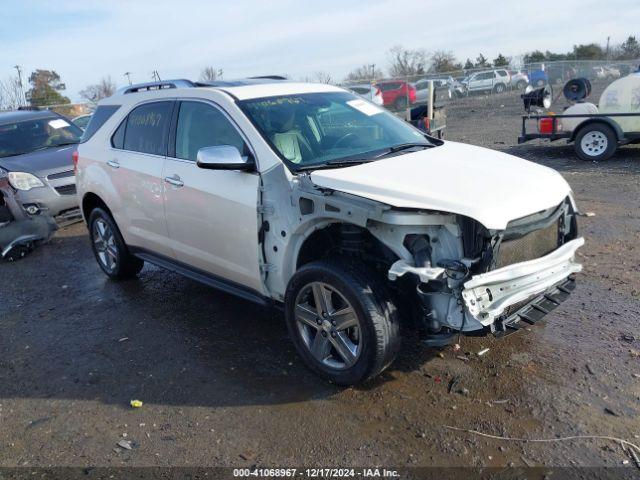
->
[[574, 123, 617, 161], [493, 83, 506, 94], [284, 260, 400, 385], [393, 97, 407, 110], [88, 208, 143, 280], [516, 80, 527, 90]]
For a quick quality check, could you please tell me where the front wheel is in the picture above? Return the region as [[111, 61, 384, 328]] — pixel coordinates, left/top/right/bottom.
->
[[285, 260, 400, 385], [574, 123, 617, 161], [516, 80, 527, 90], [493, 83, 506, 94], [393, 97, 407, 110]]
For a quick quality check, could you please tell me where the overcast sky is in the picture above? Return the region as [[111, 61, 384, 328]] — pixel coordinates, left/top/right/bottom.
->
[[1, 0, 638, 102]]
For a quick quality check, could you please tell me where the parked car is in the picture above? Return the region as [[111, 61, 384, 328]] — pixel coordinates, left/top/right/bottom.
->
[[0, 109, 82, 219], [414, 77, 454, 103], [72, 113, 93, 130], [375, 80, 416, 109], [594, 66, 621, 80], [461, 69, 510, 94], [509, 70, 529, 90], [77, 78, 583, 385], [345, 83, 383, 105]]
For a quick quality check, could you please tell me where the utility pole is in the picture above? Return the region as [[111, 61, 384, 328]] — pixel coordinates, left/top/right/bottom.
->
[[124, 72, 132, 85], [13, 65, 25, 106], [606, 36, 611, 59], [152, 70, 161, 82], [369, 64, 376, 81]]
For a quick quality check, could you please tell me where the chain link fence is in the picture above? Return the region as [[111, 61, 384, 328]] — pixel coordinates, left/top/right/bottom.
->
[[336, 59, 640, 115]]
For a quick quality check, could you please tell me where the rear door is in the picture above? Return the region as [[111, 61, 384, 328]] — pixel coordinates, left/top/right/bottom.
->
[[108, 100, 174, 257], [162, 99, 262, 292]]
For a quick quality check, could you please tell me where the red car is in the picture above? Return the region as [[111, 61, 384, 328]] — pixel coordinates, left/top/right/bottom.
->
[[375, 81, 416, 109]]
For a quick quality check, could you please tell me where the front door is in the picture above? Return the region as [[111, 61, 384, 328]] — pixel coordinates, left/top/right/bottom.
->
[[162, 100, 263, 292]]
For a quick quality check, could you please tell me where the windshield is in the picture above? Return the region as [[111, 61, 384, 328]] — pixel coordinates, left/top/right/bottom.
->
[[0, 116, 82, 158], [239, 92, 433, 170]]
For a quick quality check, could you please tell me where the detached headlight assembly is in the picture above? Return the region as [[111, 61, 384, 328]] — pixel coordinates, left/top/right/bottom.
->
[[8, 172, 45, 191]]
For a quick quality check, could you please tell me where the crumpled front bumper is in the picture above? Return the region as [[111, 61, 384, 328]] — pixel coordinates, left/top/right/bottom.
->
[[461, 238, 584, 326]]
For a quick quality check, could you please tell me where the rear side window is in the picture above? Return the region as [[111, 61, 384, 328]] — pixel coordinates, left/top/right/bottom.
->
[[80, 105, 119, 143], [111, 119, 126, 149], [121, 101, 172, 156]]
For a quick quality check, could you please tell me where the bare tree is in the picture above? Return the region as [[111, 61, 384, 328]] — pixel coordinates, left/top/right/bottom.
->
[[79, 76, 116, 103], [429, 50, 461, 73], [309, 71, 333, 84], [387, 45, 427, 79], [200, 66, 223, 82], [344, 64, 384, 83], [0, 75, 25, 110]]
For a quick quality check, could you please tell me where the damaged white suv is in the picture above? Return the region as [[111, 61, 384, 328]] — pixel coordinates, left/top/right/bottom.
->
[[76, 78, 583, 385]]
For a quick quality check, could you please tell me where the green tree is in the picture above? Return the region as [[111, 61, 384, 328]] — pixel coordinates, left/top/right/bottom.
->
[[571, 43, 604, 60], [618, 36, 640, 59], [26, 69, 70, 106], [523, 50, 546, 64], [492, 53, 510, 67], [544, 50, 568, 61], [475, 53, 490, 68], [463, 58, 474, 70]]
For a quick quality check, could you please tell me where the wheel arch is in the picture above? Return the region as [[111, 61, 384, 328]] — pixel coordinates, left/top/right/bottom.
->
[[570, 118, 624, 143], [81, 192, 112, 223]]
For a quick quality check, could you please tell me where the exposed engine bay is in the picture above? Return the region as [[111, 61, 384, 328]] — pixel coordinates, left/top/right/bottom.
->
[[259, 162, 583, 342]]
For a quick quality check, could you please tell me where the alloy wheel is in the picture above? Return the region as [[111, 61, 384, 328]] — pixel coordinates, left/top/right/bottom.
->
[[294, 281, 361, 370], [92, 218, 118, 272]]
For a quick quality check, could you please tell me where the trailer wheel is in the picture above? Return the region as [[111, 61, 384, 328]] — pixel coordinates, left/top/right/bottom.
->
[[574, 123, 617, 161]]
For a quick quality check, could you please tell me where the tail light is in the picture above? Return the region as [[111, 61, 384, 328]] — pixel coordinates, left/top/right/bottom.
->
[[538, 117, 561, 134], [72, 150, 79, 174], [409, 85, 417, 103]]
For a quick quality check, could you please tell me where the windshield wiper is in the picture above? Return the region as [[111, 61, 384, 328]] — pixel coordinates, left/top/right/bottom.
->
[[296, 158, 373, 171], [373, 142, 432, 159]]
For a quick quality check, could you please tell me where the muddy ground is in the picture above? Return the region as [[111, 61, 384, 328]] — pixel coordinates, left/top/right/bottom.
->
[[0, 84, 639, 475]]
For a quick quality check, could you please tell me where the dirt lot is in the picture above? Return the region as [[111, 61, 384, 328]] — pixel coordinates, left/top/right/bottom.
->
[[1, 85, 639, 475]]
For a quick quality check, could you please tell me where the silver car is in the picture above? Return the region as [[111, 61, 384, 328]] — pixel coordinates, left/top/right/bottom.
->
[[0, 110, 82, 218]]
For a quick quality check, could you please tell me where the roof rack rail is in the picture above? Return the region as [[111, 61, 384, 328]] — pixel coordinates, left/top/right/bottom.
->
[[116, 79, 196, 95]]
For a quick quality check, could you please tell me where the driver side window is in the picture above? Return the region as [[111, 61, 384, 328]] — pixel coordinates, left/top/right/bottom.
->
[[175, 101, 246, 161]]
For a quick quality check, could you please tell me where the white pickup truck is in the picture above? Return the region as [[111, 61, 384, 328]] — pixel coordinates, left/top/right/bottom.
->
[[76, 78, 583, 385]]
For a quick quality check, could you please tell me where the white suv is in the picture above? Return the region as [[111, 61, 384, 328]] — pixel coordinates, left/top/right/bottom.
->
[[76, 78, 583, 385], [462, 69, 511, 94]]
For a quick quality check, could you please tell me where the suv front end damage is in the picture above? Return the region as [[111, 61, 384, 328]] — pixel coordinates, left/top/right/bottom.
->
[[383, 197, 583, 339]]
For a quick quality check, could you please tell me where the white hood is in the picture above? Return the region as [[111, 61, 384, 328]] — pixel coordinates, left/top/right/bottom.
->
[[310, 141, 571, 230]]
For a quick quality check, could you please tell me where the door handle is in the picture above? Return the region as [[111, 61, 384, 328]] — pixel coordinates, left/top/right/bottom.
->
[[107, 160, 120, 169], [164, 175, 184, 187]]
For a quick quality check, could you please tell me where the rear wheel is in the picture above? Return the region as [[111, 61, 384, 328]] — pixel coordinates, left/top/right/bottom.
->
[[285, 260, 400, 385], [89, 208, 143, 280], [574, 123, 617, 161], [516, 80, 527, 90]]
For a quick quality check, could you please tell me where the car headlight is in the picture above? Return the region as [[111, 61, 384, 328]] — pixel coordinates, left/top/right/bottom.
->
[[8, 172, 45, 191]]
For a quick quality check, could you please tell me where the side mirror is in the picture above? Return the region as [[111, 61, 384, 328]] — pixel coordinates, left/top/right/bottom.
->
[[196, 145, 254, 171]]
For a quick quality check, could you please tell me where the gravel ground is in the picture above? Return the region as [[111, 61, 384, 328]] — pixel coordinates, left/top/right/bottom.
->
[[0, 84, 639, 475]]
